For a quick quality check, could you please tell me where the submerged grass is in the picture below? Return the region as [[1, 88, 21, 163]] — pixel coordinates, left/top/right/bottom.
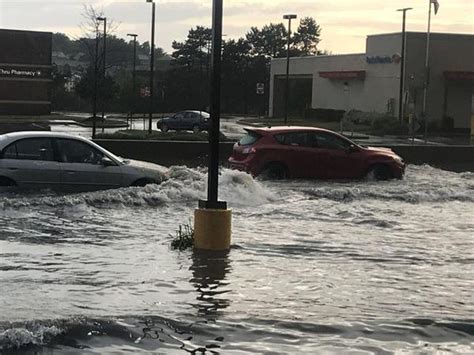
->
[[170, 222, 194, 251]]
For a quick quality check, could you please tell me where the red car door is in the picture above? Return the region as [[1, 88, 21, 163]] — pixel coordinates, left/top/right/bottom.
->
[[275, 132, 328, 179], [313, 132, 363, 179]]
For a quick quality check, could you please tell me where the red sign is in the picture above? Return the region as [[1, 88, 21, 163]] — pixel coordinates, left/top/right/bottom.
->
[[444, 71, 474, 81], [319, 71, 366, 80]]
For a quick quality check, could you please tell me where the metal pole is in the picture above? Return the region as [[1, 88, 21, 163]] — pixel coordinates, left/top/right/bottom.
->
[[422, 1, 432, 143], [284, 18, 291, 125], [397, 8, 412, 125], [101, 18, 107, 121], [132, 37, 137, 118], [92, 24, 99, 139], [148, 1, 156, 134], [127, 34, 138, 119], [199, 0, 225, 210]]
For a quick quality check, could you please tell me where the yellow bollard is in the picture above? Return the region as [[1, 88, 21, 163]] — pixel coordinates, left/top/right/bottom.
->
[[194, 208, 231, 250]]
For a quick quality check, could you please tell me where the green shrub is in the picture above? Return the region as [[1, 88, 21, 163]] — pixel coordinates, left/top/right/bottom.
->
[[303, 108, 345, 122], [371, 116, 409, 136], [170, 222, 194, 251]]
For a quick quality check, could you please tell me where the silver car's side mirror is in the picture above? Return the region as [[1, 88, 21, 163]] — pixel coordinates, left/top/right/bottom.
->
[[100, 157, 116, 166]]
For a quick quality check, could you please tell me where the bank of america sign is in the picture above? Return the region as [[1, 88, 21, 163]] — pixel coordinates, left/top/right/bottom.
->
[[366, 54, 401, 64]]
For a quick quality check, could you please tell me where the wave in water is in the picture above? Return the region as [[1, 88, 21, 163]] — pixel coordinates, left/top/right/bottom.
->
[[0, 167, 277, 210], [0, 165, 472, 210], [1, 316, 473, 353], [299, 165, 474, 204]]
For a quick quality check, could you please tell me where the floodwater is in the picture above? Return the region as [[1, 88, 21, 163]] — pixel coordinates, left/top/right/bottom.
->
[[0, 165, 473, 353]]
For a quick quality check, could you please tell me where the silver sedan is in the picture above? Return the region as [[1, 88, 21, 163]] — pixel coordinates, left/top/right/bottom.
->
[[0, 131, 167, 192]]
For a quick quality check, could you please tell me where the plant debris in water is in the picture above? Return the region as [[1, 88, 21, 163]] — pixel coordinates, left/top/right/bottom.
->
[[170, 222, 194, 251]]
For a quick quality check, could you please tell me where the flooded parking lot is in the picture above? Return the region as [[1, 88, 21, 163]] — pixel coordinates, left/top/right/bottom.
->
[[0, 165, 473, 353], [49, 116, 247, 141]]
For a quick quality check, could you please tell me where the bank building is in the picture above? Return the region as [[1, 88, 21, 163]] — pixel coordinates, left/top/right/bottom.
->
[[270, 32, 474, 131]]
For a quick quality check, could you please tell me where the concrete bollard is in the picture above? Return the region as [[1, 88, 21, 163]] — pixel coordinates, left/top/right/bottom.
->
[[194, 208, 231, 250]]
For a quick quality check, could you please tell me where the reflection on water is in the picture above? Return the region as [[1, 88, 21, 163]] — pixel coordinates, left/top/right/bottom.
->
[[0, 165, 473, 353], [190, 250, 231, 319]]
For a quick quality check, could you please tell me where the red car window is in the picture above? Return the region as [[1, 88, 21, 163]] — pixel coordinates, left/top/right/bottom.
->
[[274, 132, 310, 147], [313, 132, 350, 150]]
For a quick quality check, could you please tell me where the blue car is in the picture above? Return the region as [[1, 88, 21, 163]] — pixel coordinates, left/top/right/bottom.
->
[[157, 110, 210, 133]]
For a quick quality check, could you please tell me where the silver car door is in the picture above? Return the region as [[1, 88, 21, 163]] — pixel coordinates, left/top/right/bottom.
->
[[56, 138, 123, 192], [0, 137, 61, 189]]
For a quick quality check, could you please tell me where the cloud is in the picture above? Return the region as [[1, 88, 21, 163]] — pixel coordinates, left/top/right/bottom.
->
[[0, 0, 472, 54]]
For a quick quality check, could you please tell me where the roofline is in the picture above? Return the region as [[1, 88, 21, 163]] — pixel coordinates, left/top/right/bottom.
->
[[272, 53, 365, 62], [368, 31, 474, 39], [0, 28, 52, 36]]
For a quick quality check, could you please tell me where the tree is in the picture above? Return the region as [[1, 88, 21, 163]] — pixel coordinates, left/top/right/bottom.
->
[[246, 23, 287, 58], [172, 26, 212, 68], [293, 17, 321, 56], [75, 66, 118, 105]]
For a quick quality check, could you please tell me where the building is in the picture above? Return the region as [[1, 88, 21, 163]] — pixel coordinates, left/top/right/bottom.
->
[[270, 32, 474, 129], [52, 51, 88, 74], [0, 28, 53, 115]]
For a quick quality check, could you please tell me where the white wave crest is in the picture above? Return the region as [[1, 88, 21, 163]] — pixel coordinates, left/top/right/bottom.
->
[[0, 166, 278, 209], [0, 325, 63, 350]]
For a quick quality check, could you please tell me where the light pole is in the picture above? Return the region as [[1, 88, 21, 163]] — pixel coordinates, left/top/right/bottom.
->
[[146, 0, 155, 134], [283, 14, 297, 125], [92, 23, 100, 139], [97, 17, 107, 122], [127, 33, 138, 119], [397, 8, 412, 125], [194, 0, 231, 252]]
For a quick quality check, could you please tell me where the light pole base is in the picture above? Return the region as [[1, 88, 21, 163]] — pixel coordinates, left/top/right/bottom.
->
[[194, 208, 231, 251]]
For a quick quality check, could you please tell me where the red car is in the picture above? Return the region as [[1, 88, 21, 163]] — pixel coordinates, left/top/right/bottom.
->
[[228, 126, 405, 180]]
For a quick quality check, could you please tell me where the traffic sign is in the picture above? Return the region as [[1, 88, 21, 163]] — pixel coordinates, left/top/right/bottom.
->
[[140, 86, 150, 97]]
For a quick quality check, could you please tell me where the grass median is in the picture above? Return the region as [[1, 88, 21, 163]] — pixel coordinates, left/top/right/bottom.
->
[[96, 129, 229, 141]]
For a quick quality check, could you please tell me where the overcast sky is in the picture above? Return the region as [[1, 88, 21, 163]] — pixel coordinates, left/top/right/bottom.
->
[[1, 0, 472, 54]]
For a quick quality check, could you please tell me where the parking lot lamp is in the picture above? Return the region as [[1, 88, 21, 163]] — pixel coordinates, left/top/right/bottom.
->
[[194, 0, 231, 251], [127, 34, 138, 117], [97, 17, 107, 121], [397, 8, 412, 125], [92, 23, 100, 139], [146, 0, 156, 134], [283, 14, 297, 125]]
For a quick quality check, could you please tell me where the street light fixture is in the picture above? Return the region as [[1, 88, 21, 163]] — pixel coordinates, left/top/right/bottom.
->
[[146, 0, 156, 134], [397, 8, 412, 125], [97, 17, 107, 122], [127, 33, 138, 119], [283, 14, 297, 125]]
